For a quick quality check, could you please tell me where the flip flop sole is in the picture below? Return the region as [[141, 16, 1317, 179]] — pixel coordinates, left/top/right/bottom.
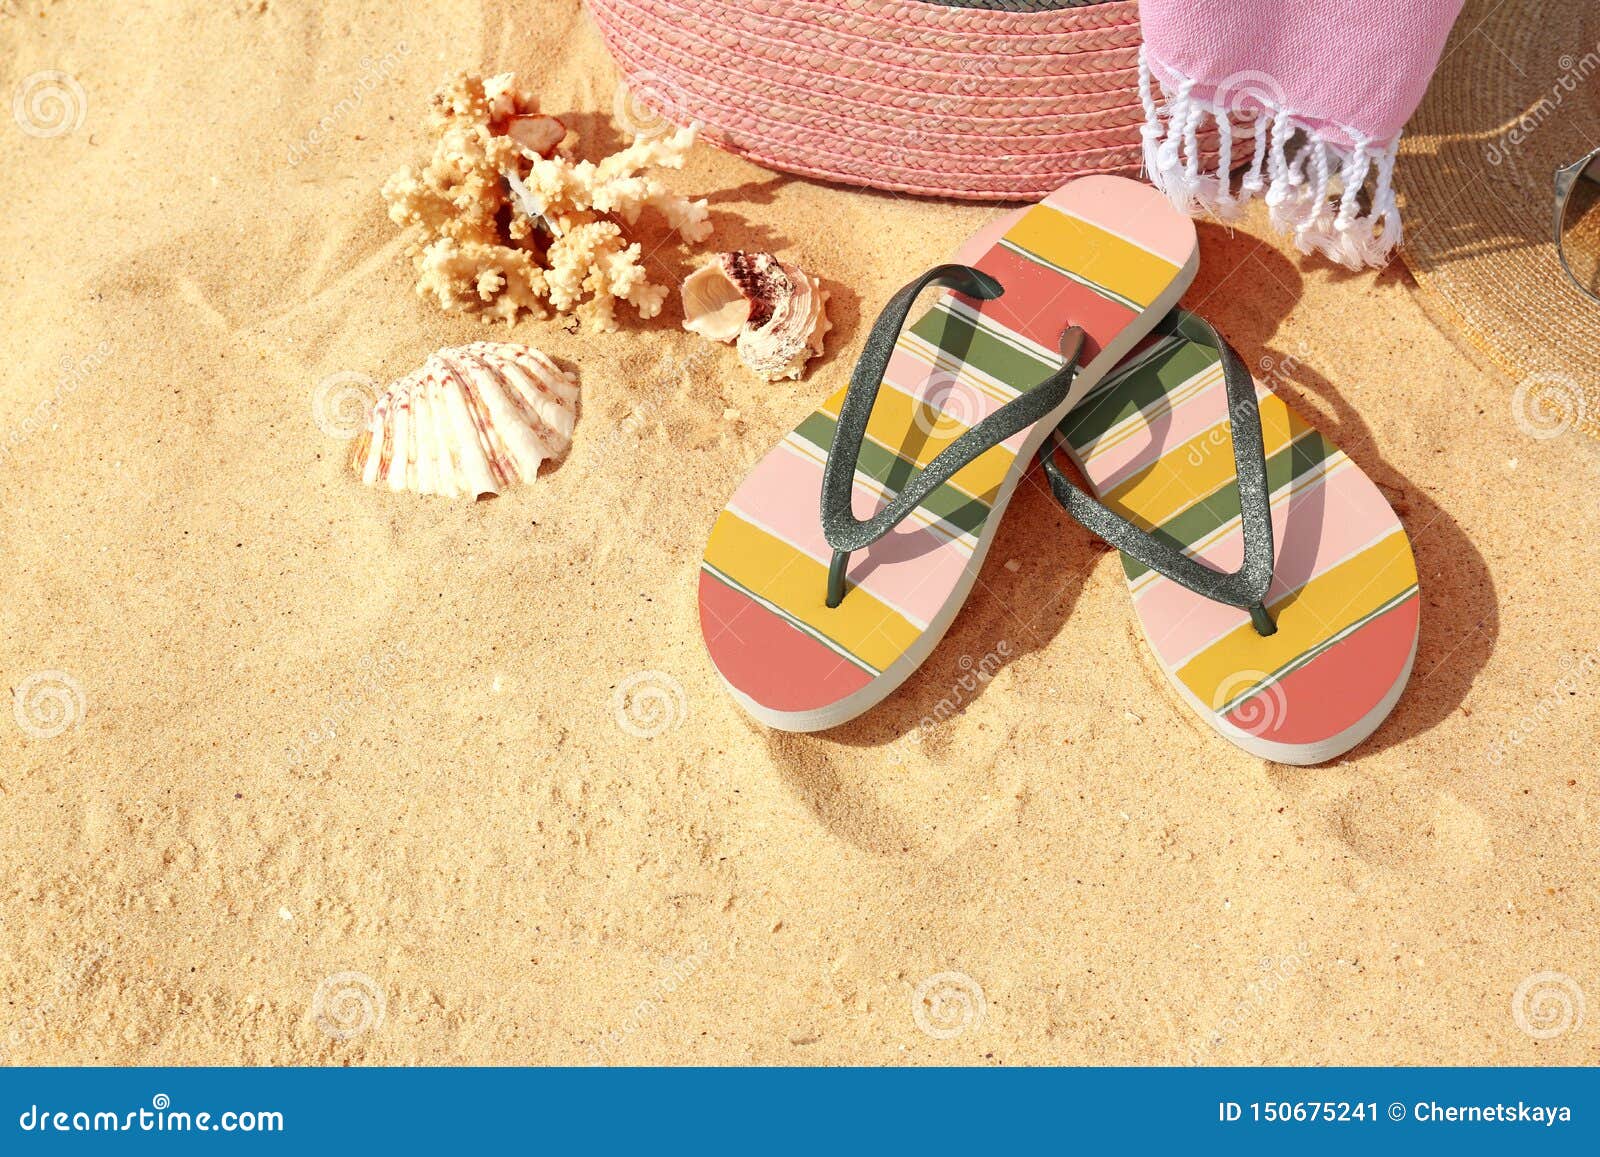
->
[[1056, 312, 1421, 765], [701, 177, 1198, 731]]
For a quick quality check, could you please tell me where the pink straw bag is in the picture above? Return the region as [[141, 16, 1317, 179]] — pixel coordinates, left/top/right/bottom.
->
[[585, 0, 1151, 200]]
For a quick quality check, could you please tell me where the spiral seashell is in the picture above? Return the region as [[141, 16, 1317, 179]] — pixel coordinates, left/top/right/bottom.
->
[[351, 342, 578, 499], [680, 251, 830, 381]]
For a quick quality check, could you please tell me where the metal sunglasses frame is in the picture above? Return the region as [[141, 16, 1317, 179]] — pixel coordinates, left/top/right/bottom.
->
[[1554, 145, 1600, 303]]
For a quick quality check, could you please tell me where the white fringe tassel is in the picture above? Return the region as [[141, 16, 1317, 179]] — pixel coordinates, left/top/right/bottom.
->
[[1138, 47, 1402, 270]]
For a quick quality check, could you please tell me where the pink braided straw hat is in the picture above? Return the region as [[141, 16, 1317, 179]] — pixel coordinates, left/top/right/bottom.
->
[[585, 0, 1152, 200]]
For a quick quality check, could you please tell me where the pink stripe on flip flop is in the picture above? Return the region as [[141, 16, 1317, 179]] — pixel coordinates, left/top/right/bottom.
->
[[729, 443, 970, 627], [1043, 176, 1200, 267], [1077, 371, 1250, 492], [1132, 460, 1400, 667], [880, 320, 1050, 459], [882, 342, 1018, 425]]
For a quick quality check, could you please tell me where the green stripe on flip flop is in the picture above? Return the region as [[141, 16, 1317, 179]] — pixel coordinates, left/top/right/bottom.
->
[[1118, 430, 1336, 583], [1060, 341, 1221, 450], [907, 303, 1057, 393], [927, 297, 1062, 373], [793, 412, 992, 538]]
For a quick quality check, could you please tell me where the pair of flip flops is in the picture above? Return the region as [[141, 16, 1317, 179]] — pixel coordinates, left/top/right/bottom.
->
[[698, 178, 1419, 765]]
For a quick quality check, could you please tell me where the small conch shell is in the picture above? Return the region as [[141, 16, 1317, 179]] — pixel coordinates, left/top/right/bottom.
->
[[353, 342, 578, 499], [681, 251, 830, 381]]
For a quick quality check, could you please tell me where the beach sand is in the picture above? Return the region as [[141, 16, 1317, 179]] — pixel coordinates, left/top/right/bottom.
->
[[1, 0, 1596, 1065]]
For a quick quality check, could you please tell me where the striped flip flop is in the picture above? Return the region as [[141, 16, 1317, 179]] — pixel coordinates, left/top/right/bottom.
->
[[699, 176, 1198, 731], [1041, 310, 1421, 764]]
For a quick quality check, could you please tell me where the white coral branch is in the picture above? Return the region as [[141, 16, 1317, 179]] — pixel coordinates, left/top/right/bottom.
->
[[382, 71, 710, 331]]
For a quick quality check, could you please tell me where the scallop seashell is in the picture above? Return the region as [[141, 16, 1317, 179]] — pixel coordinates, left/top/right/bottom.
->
[[353, 342, 578, 499], [680, 251, 830, 382]]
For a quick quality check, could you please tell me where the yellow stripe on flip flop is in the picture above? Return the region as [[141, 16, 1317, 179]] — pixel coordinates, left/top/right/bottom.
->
[[1102, 394, 1310, 529], [1004, 205, 1181, 310], [819, 384, 1016, 503], [1173, 530, 1418, 705], [703, 510, 922, 672]]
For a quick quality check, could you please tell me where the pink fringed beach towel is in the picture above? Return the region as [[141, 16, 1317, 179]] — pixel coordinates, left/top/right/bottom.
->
[[1139, 0, 1463, 268]]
